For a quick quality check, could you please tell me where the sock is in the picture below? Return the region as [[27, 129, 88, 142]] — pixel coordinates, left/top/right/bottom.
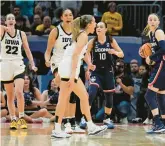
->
[[87, 120, 94, 129], [11, 116, 17, 121], [153, 115, 162, 125], [54, 123, 61, 132], [19, 112, 25, 119]]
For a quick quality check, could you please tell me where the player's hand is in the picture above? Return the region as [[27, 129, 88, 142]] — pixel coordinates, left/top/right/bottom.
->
[[108, 49, 116, 55], [88, 63, 96, 71], [45, 61, 50, 67], [116, 78, 122, 84], [146, 56, 155, 65], [4, 26, 12, 33], [31, 66, 38, 72]]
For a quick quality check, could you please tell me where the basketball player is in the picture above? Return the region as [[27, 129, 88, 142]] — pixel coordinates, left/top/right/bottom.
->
[[80, 22, 124, 129], [45, 8, 84, 133], [51, 15, 107, 138], [0, 14, 37, 129], [142, 13, 165, 134]]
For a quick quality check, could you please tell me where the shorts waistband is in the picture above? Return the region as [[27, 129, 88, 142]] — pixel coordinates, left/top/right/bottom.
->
[[61, 78, 78, 83]]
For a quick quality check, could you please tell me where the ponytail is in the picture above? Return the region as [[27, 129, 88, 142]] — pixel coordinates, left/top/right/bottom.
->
[[72, 17, 81, 41]]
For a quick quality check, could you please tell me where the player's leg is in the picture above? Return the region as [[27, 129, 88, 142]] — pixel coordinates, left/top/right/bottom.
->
[[51, 80, 72, 138], [14, 77, 27, 129], [13, 60, 27, 129], [103, 71, 115, 129], [1, 61, 17, 129], [4, 83, 17, 129], [73, 78, 107, 135], [63, 92, 77, 134], [145, 89, 165, 133], [157, 93, 165, 126]]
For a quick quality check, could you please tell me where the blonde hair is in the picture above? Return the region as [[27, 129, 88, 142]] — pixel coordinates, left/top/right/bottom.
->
[[72, 15, 93, 41], [142, 24, 150, 36]]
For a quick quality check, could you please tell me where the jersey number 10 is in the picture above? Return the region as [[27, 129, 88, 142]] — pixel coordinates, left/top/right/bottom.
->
[[99, 53, 106, 60]]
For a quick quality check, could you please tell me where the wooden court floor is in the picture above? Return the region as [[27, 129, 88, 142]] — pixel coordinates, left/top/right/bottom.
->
[[1, 123, 165, 146]]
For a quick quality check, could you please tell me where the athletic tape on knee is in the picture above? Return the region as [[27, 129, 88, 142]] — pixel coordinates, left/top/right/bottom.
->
[[145, 89, 157, 110], [105, 92, 113, 108]]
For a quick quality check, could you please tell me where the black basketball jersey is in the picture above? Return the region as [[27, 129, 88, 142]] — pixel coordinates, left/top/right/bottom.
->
[[91, 36, 114, 70], [149, 27, 163, 62]]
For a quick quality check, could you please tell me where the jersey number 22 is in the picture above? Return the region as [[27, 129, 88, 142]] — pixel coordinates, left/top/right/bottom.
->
[[6, 45, 18, 55]]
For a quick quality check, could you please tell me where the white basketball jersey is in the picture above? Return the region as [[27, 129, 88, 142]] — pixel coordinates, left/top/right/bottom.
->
[[52, 24, 72, 63], [1, 29, 23, 60], [63, 42, 88, 65]]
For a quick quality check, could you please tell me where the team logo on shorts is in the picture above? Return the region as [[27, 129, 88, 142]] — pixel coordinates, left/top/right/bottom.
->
[[90, 76, 96, 82]]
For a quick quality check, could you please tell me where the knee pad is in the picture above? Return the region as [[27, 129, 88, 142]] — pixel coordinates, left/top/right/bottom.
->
[[88, 85, 98, 106], [145, 89, 157, 110], [69, 92, 77, 104], [157, 94, 165, 115], [105, 92, 113, 108]]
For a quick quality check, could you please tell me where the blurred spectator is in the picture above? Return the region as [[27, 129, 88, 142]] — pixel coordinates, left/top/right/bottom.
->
[[15, 0, 34, 19], [14, 75, 53, 123], [130, 59, 139, 78], [35, 1, 52, 16], [41, 79, 59, 106], [12, 5, 30, 28], [101, 2, 123, 35], [132, 65, 150, 123], [0, 15, 5, 25], [15, 16, 31, 36], [34, 5, 44, 21], [129, 59, 142, 121], [30, 14, 42, 35], [35, 16, 55, 36], [113, 59, 134, 124], [55, 0, 82, 17]]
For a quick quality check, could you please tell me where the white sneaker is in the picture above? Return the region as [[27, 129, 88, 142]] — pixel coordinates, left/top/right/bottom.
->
[[51, 130, 71, 138], [73, 126, 86, 133], [120, 117, 128, 124], [64, 123, 73, 134], [88, 124, 107, 135]]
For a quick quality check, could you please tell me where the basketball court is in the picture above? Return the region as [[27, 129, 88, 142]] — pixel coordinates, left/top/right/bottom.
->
[[1, 123, 165, 146]]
